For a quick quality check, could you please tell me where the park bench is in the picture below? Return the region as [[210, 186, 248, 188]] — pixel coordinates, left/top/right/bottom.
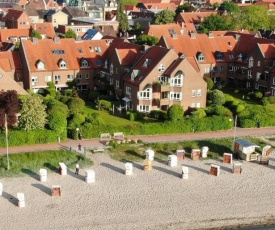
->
[[100, 133, 112, 141], [92, 147, 105, 153], [113, 132, 125, 140]]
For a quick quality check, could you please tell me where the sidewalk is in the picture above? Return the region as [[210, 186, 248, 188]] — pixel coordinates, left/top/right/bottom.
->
[[0, 126, 274, 155]]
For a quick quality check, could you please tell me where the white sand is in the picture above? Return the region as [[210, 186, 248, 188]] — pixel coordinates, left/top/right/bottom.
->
[[1, 153, 275, 230]]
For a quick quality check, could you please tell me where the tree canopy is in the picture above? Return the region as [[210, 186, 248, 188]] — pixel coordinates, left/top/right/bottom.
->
[[19, 94, 47, 131], [116, 1, 129, 32], [64, 29, 77, 39], [154, 9, 176, 24], [167, 104, 184, 121], [200, 14, 234, 33], [134, 34, 159, 46], [31, 30, 42, 39], [218, 2, 240, 14], [175, 3, 196, 16]]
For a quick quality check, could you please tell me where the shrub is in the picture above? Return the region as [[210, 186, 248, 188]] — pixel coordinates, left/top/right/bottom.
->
[[262, 97, 269, 106], [235, 104, 245, 114], [268, 96, 275, 104], [210, 89, 225, 106], [68, 113, 85, 129], [88, 91, 100, 101], [96, 100, 112, 111], [191, 108, 206, 118], [167, 104, 184, 121], [128, 112, 137, 121], [67, 97, 85, 114], [205, 77, 214, 90], [86, 113, 103, 125]]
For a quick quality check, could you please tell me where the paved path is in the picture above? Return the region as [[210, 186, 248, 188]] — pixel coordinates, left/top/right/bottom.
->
[[0, 126, 274, 155]]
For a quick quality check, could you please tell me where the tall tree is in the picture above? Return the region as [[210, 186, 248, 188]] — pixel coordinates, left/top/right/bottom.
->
[[200, 14, 234, 33], [218, 2, 240, 14], [154, 9, 176, 25], [175, 3, 196, 16], [0, 90, 20, 128], [116, 2, 129, 32], [19, 94, 47, 131], [134, 34, 159, 46]]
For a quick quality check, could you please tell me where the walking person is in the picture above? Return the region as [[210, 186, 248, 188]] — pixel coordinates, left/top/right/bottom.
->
[[78, 143, 82, 151], [75, 163, 80, 175]]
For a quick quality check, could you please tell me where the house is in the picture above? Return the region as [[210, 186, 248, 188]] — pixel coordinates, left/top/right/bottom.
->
[[61, 6, 88, 24], [45, 10, 68, 28], [30, 22, 55, 39], [19, 37, 110, 92], [0, 9, 31, 29], [123, 46, 207, 112], [27, 0, 57, 10], [0, 28, 30, 51]]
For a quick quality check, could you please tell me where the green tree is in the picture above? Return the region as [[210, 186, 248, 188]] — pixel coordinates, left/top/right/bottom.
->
[[121, 0, 138, 5], [200, 14, 234, 33], [31, 30, 42, 39], [239, 5, 269, 31], [135, 34, 159, 46], [210, 89, 225, 106], [218, 2, 240, 13], [66, 97, 85, 115], [19, 94, 47, 131], [175, 3, 196, 16], [167, 104, 184, 121], [117, 2, 129, 32], [154, 9, 176, 24], [64, 29, 77, 39]]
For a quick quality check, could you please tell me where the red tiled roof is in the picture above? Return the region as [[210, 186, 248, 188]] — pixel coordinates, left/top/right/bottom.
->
[[179, 11, 218, 24], [0, 51, 22, 71], [144, 23, 183, 39], [142, 3, 177, 10], [0, 28, 30, 42], [30, 22, 55, 38], [21, 38, 110, 72], [258, 43, 275, 59], [116, 48, 140, 66]]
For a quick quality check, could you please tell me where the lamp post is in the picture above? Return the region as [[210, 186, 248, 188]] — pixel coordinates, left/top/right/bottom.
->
[[5, 114, 10, 171], [76, 127, 79, 140], [233, 115, 237, 152]]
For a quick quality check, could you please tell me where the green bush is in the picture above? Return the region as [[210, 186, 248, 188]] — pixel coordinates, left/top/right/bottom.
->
[[235, 104, 245, 113], [268, 96, 275, 104], [129, 112, 137, 121], [254, 91, 263, 99], [68, 113, 85, 129], [88, 91, 100, 101], [96, 100, 112, 111], [262, 97, 269, 106], [67, 97, 85, 114], [191, 108, 207, 118], [167, 104, 184, 121], [205, 77, 214, 90], [86, 113, 103, 125], [210, 89, 225, 106]]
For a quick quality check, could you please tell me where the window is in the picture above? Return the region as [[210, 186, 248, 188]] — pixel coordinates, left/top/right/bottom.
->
[[59, 60, 67, 68], [229, 54, 234, 59], [45, 76, 51, 82], [216, 53, 223, 61], [95, 60, 102, 66], [192, 90, 196, 97], [110, 77, 113, 85], [248, 57, 254, 68], [273, 77, 275, 85], [220, 66, 224, 72], [171, 72, 183, 87], [78, 48, 83, 53], [197, 53, 205, 61], [131, 72, 135, 81], [272, 88, 275, 96], [55, 75, 61, 82], [158, 76, 168, 84], [32, 76, 38, 83], [170, 92, 182, 101], [81, 60, 89, 68], [248, 70, 252, 79], [53, 19, 56, 23], [191, 103, 195, 108], [124, 68, 129, 73], [77, 74, 82, 79], [158, 64, 165, 72], [142, 59, 151, 67], [205, 67, 210, 73], [126, 86, 131, 95], [67, 74, 74, 80], [196, 103, 201, 108], [255, 83, 259, 90], [197, 89, 201, 96], [257, 61, 261, 67], [95, 47, 102, 53], [85, 74, 89, 79], [138, 88, 152, 100], [238, 54, 242, 61], [116, 80, 119, 89], [36, 61, 45, 70], [256, 72, 261, 81], [229, 66, 234, 72], [137, 105, 150, 112], [161, 91, 169, 99], [212, 67, 218, 73], [246, 81, 251, 88], [110, 64, 113, 75]]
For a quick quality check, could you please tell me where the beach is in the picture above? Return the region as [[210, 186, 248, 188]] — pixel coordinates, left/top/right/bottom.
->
[[1, 152, 275, 230]]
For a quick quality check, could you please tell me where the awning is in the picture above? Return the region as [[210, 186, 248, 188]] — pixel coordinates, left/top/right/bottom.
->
[[122, 97, 131, 102]]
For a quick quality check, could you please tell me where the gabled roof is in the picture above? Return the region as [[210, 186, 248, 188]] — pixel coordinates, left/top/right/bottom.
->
[[124, 46, 178, 85], [144, 23, 183, 39], [257, 43, 275, 59], [30, 22, 55, 38], [0, 51, 22, 71], [62, 6, 88, 17], [21, 38, 110, 71], [0, 68, 27, 95], [178, 11, 218, 24], [116, 48, 140, 66], [82, 29, 102, 40], [28, 0, 56, 10], [139, 3, 177, 10], [0, 28, 30, 42], [1, 8, 25, 21]]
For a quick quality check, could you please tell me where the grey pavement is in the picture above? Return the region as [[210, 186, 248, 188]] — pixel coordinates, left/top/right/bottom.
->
[[0, 126, 274, 155]]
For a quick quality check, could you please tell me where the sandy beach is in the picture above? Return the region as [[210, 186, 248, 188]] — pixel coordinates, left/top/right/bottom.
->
[[1, 152, 275, 230]]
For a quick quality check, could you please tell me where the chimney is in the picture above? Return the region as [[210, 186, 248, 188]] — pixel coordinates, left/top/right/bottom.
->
[[234, 34, 240, 41], [189, 31, 196, 39], [208, 32, 214, 38], [53, 36, 61, 43]]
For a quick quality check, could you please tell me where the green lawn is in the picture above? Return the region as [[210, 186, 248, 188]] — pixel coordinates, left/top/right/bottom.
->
[[109, 137, 274, 163], [83, 100, 139, 126], [0, 150, 93, 178]]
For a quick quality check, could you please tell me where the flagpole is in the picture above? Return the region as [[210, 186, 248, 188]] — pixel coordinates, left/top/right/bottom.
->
[[5, 114, 10, 170]]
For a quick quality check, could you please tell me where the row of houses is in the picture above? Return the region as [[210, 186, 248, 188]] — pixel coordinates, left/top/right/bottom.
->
[[1, 25, 275, 113]]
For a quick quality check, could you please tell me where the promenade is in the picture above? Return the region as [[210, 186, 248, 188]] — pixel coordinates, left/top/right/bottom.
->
[[0, 126, 274, 155]]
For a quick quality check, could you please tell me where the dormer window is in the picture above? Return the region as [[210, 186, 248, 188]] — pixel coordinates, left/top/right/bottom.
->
[[216, 52, 223, 61], [81, 59, 89, 68], [58, 59, 67, 69], [158, 64, 165, 72], [131, 72, 135, 81], [238, 54, 242, 61], [142, 59, 151, 67], [248, 57, 254, 68], [104, 60, 108, 69], [110, 63, 113, 75], [197, 52, 205, 61], [36, 59, 45, 70]]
